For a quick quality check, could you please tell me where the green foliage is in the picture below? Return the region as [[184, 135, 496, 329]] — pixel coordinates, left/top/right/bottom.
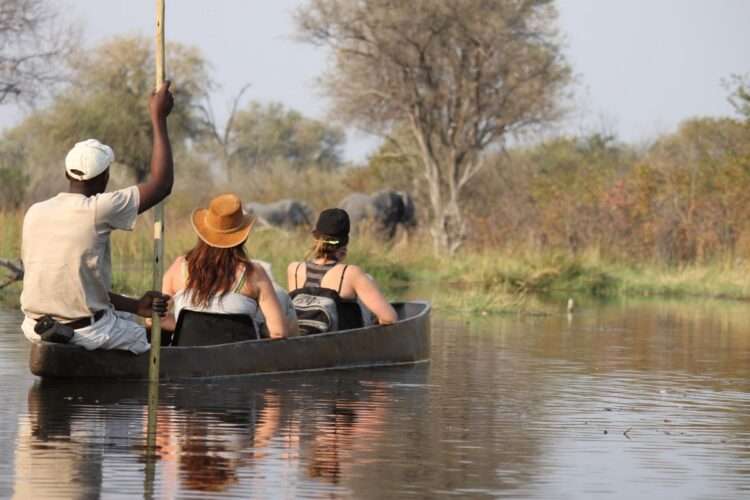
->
[[40, 36, 213, 182], [227, 101, 344, 172], [526, 134, 625, 252], [459, 119, 750, 265], [0, 140, 28, 209], [726, 74, 750, 120], [345, 129, 421, 194], [0, 165, 27, 210], [633, 118, 750, 262]]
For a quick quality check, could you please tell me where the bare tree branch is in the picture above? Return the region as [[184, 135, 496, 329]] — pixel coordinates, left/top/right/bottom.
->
[[223, 83, 252, 146], [0, 258, 23, 289], [0, 0, 79, 106]]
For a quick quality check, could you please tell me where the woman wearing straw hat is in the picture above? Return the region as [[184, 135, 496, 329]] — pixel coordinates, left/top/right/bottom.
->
[[287, 208, 397, 335], [160, 193, 288, 339]]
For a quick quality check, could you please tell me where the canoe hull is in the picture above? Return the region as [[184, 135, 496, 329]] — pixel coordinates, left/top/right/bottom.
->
[[29, 301, 431, 380]]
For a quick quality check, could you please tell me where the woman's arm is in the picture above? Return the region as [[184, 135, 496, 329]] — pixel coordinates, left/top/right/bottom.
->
[[350, 266, 398, 325], [162, 256, 184, 296], [287, 314, 300, 337], [147, 312, 177, 332], [145, 256, 183, 332], [255, 266, 288, 339]]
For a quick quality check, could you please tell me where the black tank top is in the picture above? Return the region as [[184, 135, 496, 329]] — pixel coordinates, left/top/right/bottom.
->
[[293, 261, 364, 331]]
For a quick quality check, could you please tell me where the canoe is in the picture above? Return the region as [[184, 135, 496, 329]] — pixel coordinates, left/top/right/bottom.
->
[[28, 301, 431, 380]]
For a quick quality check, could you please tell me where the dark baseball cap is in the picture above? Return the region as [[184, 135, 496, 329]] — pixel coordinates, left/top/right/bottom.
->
[[313, 208, 350, 246]]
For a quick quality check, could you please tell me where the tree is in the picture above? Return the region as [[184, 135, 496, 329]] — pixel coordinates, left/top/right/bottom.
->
[[199, 82, 252, 183], [0, 136, 28, 208], [0, 109, 67, 202], [44, 36, 212, 182], [346, 128, 420, 194], [207, 100, 345, 179], [0, 0, 78, 105], [524, 134, 625, 254], [726, 74, 750, 120], [296, 0, 571, 253], [636, 118, 750, 262]]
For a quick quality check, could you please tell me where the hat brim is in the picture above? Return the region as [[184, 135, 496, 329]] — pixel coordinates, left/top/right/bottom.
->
[[65, 160, 112, 181], [312, 229, 349, 247], [191, 208, 255, 249]]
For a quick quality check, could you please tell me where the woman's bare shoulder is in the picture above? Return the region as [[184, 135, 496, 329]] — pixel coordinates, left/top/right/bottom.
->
[[246, 261, 267, 280], [342, 263, 365, 276], [163, 255, 187, 294], [166, 255, 186, 273], [171, 254, 186, 264]]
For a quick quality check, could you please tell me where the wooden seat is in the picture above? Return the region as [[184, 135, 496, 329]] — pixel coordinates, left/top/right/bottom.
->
[[171, 310, 260, 346]]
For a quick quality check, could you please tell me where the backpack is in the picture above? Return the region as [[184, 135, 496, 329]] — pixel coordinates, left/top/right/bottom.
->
[[290, 287, 341, 335]]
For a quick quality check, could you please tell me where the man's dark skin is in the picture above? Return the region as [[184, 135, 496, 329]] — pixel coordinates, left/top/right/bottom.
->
[[65, 81, 175, 320]]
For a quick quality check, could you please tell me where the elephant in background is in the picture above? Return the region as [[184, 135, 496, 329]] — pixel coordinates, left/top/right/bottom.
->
[[338, 190, 416, 239], [244, 199, 314, 230]]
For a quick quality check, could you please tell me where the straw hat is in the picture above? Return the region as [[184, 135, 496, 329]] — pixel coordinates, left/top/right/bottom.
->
[[191, 193, 254, 248]]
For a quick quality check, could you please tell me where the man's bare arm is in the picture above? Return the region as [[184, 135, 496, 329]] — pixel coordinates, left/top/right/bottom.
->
[[137, 81, 174, 214]]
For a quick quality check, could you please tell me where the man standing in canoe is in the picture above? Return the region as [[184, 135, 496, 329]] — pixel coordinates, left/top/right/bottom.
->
[[19, 82, 175, 354]]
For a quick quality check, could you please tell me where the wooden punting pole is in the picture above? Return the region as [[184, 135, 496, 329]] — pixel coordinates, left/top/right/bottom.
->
[[148, 0, 166, 384]]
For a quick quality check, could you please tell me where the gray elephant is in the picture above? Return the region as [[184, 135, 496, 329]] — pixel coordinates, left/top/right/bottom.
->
[[338, 190, 416, 239], [244, 199, 314, 230]]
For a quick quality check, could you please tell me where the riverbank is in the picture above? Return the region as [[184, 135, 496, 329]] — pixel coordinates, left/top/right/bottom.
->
[[2, 211, 750, 311]]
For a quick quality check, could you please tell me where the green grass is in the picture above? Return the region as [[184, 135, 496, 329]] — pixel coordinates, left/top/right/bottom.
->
[[4, 210, 750, 312]]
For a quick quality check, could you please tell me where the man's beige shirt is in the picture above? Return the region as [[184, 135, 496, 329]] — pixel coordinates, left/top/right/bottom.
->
[[20, 187, 140, 321]]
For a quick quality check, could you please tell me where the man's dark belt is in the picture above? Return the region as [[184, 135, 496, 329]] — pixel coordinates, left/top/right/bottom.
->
[[62, 310, 106, 330]]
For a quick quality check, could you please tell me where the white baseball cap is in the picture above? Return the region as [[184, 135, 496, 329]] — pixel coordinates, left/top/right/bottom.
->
[[64, 139, 115, 181]]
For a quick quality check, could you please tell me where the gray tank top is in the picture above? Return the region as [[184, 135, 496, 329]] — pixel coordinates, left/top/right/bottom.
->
[[295, 261, 348, 292]]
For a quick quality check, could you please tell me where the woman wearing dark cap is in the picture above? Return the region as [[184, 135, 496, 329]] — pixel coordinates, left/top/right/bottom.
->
[[287, 208, 397, 334], [160, 193, 288, 339]]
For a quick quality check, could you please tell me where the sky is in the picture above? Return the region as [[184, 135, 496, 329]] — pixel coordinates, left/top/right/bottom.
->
[[1, 0, 749, 161], [558, 0, 750, 142]]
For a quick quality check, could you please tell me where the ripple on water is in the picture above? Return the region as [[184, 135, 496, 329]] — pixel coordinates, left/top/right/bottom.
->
[[0, 302, 749, 499]]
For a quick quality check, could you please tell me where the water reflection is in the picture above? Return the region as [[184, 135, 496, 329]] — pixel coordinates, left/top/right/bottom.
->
[[3, 299, 750, 499], [15, 366, 426, 498]]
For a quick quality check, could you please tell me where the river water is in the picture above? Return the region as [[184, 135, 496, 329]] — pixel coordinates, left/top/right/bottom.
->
[[0, 299, 749, 499]]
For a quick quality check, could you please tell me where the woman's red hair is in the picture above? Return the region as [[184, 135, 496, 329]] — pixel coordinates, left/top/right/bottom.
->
[[184, 239, 252, 306]]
